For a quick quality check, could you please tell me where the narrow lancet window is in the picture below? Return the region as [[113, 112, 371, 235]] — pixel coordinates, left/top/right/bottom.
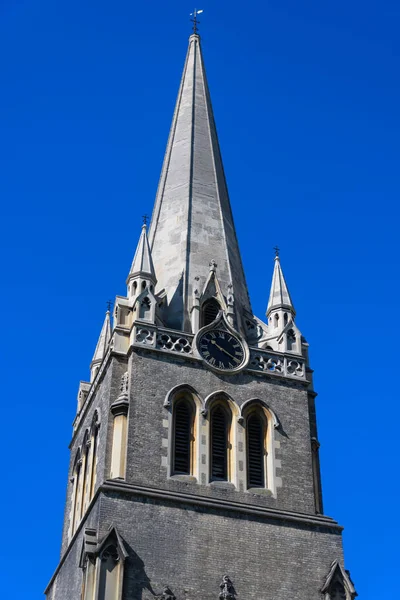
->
[[202, 299, 220, 326], [211, 406, 229, 480], [173, 399, 193, 474], [247, 414, 265, 488]]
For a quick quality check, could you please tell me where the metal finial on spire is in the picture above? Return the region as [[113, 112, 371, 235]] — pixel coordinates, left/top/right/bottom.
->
[[190, 8, 203, 34], [142, 214, 149, 226], [106, 300, 113, 313], [273, 246, 280, 258]]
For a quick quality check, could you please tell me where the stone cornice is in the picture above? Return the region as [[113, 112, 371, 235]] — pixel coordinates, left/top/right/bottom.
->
[[102, 480, 343, 532], [45, 479, 342, 594]]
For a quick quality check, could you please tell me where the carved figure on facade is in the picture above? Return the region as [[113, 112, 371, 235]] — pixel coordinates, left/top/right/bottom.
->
[[219, 576, 235, 600], [120, 371, 129, 396], [160, 587, 176, 600]]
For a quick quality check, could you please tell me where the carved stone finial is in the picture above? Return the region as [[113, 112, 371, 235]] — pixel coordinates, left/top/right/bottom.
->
[[161, 587, 176, 600], [209, 259, 217, 272], [219, 576, 235, 600]]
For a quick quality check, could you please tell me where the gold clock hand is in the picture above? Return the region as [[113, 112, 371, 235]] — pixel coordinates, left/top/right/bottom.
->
[[210, 339, 236, 360]]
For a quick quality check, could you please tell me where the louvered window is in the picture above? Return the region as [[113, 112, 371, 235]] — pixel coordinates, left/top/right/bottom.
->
[[173, 400, 193, 474], [247, 414, 265, 488], [211, 406, 229, 480], [202, 299, 220, 326]]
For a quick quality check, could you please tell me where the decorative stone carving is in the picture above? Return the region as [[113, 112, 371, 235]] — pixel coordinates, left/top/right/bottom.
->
[[209, 259, 217, 272], [120, 372, 129, 396], [156, 332, 192, 354], [91, 410, 101, 432], [248, 350, 305, 379], [321, 560, 357, 600], [286, 359, 304, 377], [100, 544, 119, 563], [249, 353, 283, 374], [111, 372, 130, 417], [219, 576, 235, 600], [160, 587, 176, 600], [136, 328, 155, 344]]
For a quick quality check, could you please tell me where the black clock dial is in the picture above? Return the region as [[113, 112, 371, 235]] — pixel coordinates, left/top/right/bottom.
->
[[198, 329, 245, 371]]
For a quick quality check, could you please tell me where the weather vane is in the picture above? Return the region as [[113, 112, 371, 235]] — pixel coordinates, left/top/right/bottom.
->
[[273, 245, 280, 258], [106, 299, 113, 312], [142, 214, 149, 226], [190, 8, 203, 34]]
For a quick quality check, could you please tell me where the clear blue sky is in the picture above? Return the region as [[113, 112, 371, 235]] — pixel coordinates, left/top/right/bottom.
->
[[1, 0, 398, 598]]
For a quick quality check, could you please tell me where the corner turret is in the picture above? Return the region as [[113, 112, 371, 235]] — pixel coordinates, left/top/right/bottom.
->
[[126, 223, 157, 300], [265, 253, 300, 354], [90, 310, 111, 382]]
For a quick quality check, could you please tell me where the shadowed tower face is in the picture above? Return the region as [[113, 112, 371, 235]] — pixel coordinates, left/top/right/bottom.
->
[[45, 32, 356, 600]]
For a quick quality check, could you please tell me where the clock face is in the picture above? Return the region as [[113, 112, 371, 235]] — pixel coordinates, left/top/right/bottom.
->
[[198, 329, 245, 371]]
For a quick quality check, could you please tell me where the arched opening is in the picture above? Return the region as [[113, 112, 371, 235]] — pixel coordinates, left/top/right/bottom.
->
[[70, 450, 82, 537], [284, 312, 288, 325], [98, 544, 121, 600], [201, 299, 220, 327], [246, 413, 266, 488], [287, 328, 296, 351], [173, 398, 195, 475], [80, 431, 91, 520], [139, 297, 151, 320], [331, 581, 346, 600], [274, 314, 279, 328], [89, 412, 99, 499], [210, 404, 231, 481]]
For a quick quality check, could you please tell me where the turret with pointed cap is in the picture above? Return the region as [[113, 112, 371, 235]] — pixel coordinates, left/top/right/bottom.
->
[[148, 33, 251, 331], [265, 252, 300, 354], [266, 254, 295, 317], [127, 223, 157, 299], [90, 309, 111, 382]]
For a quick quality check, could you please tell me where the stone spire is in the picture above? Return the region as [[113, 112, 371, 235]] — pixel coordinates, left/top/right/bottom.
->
[[148, 34, 251, 331], [266, 255, 295, 317], [127, 224, 157, 299], [90, 310, 111, 381], [265, 255, 300, 354]]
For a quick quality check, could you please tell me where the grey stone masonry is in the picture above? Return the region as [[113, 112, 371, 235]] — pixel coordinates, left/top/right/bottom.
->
[[45, 30, 355, 600], [148, 34, 251, 331]]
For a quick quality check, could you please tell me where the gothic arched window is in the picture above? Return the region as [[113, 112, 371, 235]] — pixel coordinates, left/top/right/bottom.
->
[[201, 299, 220, 327], [210, 405, 231, 481], [173, 398, 195, 475], [287, 328, 296, 351], [89, 411, 100, 499], [80, 430, 91, 520], [246, 413, 266, 488], [70, 449, 82, 537]]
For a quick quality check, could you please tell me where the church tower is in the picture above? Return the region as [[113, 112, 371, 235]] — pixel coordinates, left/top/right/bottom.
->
[[45, 33, 357, 600]]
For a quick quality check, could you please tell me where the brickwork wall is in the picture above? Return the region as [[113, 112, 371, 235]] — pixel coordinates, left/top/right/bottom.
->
[[47, 502, 100, 600], [98, 492, 344, 600]]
